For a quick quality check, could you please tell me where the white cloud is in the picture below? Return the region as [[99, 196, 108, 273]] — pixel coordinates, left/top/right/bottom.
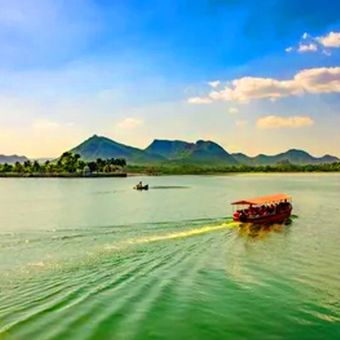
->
[[116, 117, 143, 130], [286, 31, 340, 55], [208, 80, 221, 88], [227, 77, 301, 101], [187, 96, 212, 104], [256, 115, 314, 129], [295, 67, 340, 93], [206, 77, 301, 103], [188, 67, 340, 103], [298, 43, 318, 53], [317, 31, 340, 48], [228, 107, 239, 114]]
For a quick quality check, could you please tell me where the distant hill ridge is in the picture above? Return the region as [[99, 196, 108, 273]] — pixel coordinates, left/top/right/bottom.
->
[[145, 139, 238, 164], [0, 154, 29, 164], [70, 135, 164, 164], [2, 136, 338, 166], [69, 135, 339, 166], [232, 149, 339, 166]]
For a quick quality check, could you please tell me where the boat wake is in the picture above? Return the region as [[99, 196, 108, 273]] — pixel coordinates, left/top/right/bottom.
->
[[104, 220, 239, 250], [150, 186, 190, 190]]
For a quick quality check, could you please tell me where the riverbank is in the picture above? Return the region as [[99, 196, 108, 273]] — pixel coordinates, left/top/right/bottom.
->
[[0, 172, 127, 178], [2, 169, 340, 178], [1, 163, 340, 177], [126, 163, 340, 175]]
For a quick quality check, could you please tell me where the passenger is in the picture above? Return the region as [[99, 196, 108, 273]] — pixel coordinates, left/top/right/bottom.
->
[[239, 211, 247, 222]]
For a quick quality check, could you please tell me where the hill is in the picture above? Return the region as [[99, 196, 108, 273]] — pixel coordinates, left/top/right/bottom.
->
[[232, 149, 339, 165], [0, 154, 29, 164], [68, 135, 339, 166], [145, 139, 238, 164], [145, 139, 193, 159], [70, 135, 164, 164], [184, 140, 238, 164]]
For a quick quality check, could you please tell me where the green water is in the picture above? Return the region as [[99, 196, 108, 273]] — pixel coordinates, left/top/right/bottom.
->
[[0, 174, 339, 339]]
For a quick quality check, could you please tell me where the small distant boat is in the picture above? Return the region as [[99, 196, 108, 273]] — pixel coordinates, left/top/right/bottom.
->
[[134, 183, 149, 191], [231, 193, 292, 224]]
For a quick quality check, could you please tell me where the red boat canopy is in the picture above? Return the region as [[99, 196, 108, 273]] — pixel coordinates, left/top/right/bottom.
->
[[231, 193, 291, 206]]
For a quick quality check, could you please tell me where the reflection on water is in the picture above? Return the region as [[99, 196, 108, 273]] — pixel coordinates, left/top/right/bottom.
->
[[237, 217, 295, 238], [238, 222, 288, 238]]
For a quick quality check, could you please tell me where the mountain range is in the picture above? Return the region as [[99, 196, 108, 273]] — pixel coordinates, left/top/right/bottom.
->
[[69, 135, 339, 166], [0, 154, 29, 164], [1, 135, 338, 166], [70, 135, 163, 163], [145, 139, 238, 164], [232, 150, 339, 166]]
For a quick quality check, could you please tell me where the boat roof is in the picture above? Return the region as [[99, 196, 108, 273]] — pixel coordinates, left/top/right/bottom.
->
[[231, 193, 291, 205]]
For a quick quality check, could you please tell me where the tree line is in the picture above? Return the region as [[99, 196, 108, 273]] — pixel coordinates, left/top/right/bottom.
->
[[1, 152, 339, 176], [0, 152, 126, 175], [126, 162, 340, 175]]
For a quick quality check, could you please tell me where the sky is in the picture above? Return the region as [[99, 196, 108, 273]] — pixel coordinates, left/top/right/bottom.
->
[[0, 0, 339, 158]]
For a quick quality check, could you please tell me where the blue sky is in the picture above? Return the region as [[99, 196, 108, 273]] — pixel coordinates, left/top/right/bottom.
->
[[0, 0, 339, 157]]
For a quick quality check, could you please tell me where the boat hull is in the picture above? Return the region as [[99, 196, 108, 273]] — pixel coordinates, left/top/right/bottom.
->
[[134, 185, 149, 190], [234, 208, 292, 224]]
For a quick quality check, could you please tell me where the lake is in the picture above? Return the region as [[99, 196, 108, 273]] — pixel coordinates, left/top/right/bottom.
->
[[0, 174, 339, 339]]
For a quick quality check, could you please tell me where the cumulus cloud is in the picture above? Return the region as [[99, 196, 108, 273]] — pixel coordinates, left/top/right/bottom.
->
[[286, 31, 340, 55], [116, 117, 143, 130], [187, 67, 340, 103], [256, 115, 314, 129], [298, 43, 318, 53], [208, 80, 221, 88], [187, 96, 212, 104], [317, 31, 340, 48], [295, 67, 340, 93]]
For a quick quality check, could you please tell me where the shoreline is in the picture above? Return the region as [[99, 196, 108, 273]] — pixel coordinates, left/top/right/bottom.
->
[[0, 172, 127, 178], [1, 171, 339, 178]]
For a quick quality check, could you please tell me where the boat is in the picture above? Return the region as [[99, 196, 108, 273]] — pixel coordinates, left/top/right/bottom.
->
[[134, 184, 149, 190], [231, 193, 292, 224]]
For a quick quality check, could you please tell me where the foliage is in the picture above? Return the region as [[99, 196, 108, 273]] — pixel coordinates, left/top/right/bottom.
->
[[126, 162, 340, 175], [1, 152, 339, 177], [0, 153, 126, 176]]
